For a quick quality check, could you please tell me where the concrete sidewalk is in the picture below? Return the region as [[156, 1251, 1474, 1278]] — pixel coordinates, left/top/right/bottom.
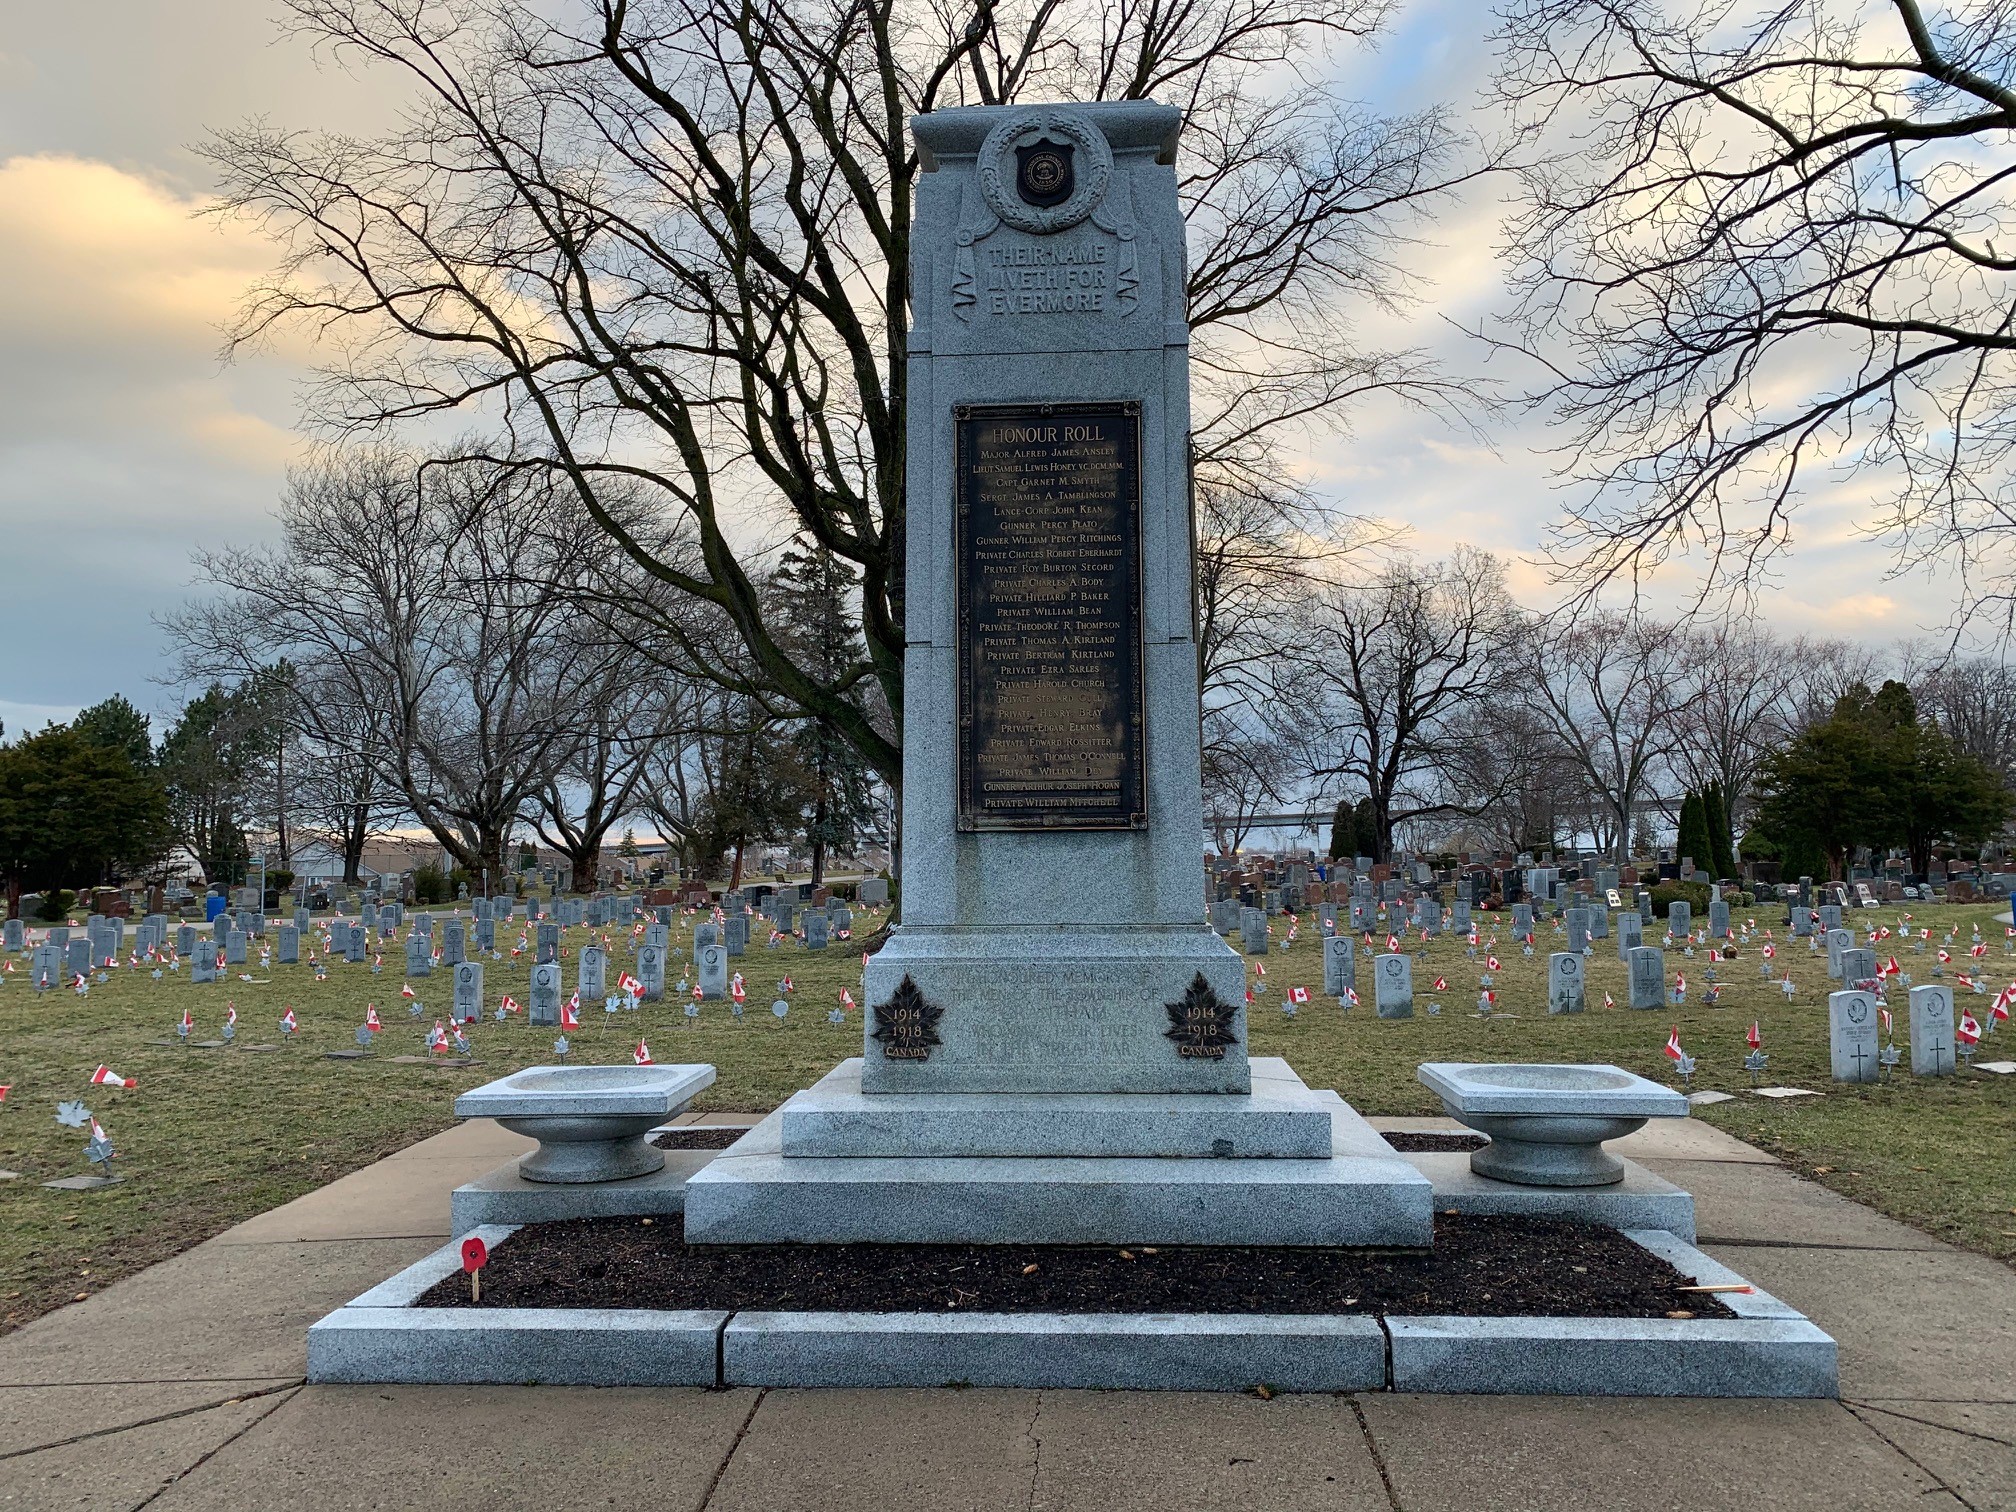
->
[[2, 1118, 2009, 1511]]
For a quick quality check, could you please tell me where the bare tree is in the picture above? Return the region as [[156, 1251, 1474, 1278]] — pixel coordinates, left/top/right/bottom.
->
[[1670, 624, 1809, 851], [166, 451, 621, 882], [1271, 548, 1522, 861], [1524, 610, 1697, 863], [204, 0, 1486, 797], [1910, 655, 2016, 782], [1490, 0, 2016, 629], [1200, 709, 1295, 856]]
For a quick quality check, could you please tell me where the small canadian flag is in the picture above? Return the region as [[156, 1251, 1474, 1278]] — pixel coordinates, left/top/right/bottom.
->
[[691, 982, 704, 1000], [1386, 934, 1400, 952], [1880, 1007, 1893, 1037], [1343, 985, 1360, 1006], [566, 991, 581, 1017], [1971, 943, 1987, 958], [1763, 943, 1776, 960], [634, 1040, 654, 1065], [1663, 1027, 1685, 1061], [560, 998, 580, 1030], [1940, 948, 1953, 963], [499, 994, 519, 1014], [1244, 988, 1255, 1005], [1958, 1012, 1982, 1047], [1603, 992, 1615, 1010], [730, 980, 746, 1001], [841, 988, 857, 1009], [180, 1007, 195, 1033], [1883, 956, 1901, 977], [1289, 986, 1310, 1004], [1255, 962, 1266, 977], [618, 972, 643, 997], [781, 976, 794, 992], [1433, 976, 1447, 992], [1675, 972, 1687, 993], [365, 1006, 383, 1031], [1747, 1021, 1763, 1049], [401, 984, 417, 999], [1486, 955, 1500, 972], [91, 1065, 137, 1088], [280, 1008, 298, 1032]]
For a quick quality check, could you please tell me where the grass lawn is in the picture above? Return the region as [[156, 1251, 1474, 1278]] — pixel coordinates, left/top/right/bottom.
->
[[3, 897, 2013, 1332]]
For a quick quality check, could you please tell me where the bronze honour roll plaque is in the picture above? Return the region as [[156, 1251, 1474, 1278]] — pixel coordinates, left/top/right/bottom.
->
[[956, 401, 1145, 831]]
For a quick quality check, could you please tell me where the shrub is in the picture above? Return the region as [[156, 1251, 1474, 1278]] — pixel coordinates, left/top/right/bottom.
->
[[1647, 880, 1711, 915], [412, 864, 450, 904]]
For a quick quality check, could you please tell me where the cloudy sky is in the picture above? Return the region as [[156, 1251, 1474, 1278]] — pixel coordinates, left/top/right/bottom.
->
[[0, 0, 1937, 740]]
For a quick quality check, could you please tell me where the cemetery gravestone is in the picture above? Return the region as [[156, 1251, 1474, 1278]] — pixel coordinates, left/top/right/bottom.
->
[[1829, 990, 1881, 1084], [804, 911, 830, 950], [725, 915, 750, 956], [1909, 985, 1956, 1077], [1548, 952, 1586, 1014], [1638, 893, 1654, 924], [277, 925, 299, 964], [1708, 900, 1730, 939], [1819, 904, 1842, 931], [695, 922, 720, 951], [1322, 934, 1355, 997], [1240, 907, 1268, 956], [1839, 947, 1876, 986], [1628, 946, 1665, 1010], [1565, 908, 1589, 954], [70, 938, 97, 976], [190, 953, 217, 985], [858, 877, 890, 907], [696, 942, 728, 1001], [528, 962, 562, 1026], [177, 925, 196, 958], [1826, 928, 1853, 979], [1589, 907, 1609, 940], [31, 944, 58, 987], [405, 933, 432, 978], [1350, 899, 1374, 933], [1374, 953, 1413, 1019], [3, 919, 20, 952], [441, 921, 466, 967], [345, 924, 367, 964], [1668, 901, 1691, 938], [1511, 904, 1533, 935], [454, 961, 484, 1023], [1210, 898, 1238, 935], [1450, 898, 1470, 933], [536, 923, 560, 965], [636, 944, 666, 1002], [578, 946, 607, 1000]]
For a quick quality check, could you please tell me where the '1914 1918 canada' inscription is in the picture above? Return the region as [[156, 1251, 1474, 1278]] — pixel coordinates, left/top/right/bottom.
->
[[956, 402, 1144, 831]]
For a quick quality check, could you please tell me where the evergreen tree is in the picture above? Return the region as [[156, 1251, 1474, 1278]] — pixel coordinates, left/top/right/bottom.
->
[[1702, 782, 1737, 878], [0, 724, 171, 916], [771, 543, 881, 885], [73, 694, 155, 769], [1676, 791, 1712, 872]]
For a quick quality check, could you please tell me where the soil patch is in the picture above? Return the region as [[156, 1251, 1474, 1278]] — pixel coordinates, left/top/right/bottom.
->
[[649, 1128, 750, 1150], [417, 1213, 1730, 1320], [1380, 1131, 1488, 1153]]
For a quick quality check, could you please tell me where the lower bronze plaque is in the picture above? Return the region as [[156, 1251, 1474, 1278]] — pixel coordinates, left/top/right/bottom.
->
[[956, 401, 1145, 830]]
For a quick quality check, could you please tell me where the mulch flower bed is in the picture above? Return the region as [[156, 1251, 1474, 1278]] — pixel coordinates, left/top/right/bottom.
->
[[649, 1128, 753, 1150], [419, 1213, 1730, 1320], [1378, 1132, 1488, 1153]]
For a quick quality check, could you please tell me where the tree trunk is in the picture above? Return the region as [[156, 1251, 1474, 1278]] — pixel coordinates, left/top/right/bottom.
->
[[730, 842, 745, 891], [570, 853, 597, 894]]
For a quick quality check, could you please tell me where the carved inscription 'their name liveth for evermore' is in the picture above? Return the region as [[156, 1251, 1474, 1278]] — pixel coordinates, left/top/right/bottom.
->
[[956, 401, 1144, 832]]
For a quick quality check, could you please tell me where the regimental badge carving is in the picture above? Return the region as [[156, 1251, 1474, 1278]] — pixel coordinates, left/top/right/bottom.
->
[[871, 975, 944, 1061], [1164, 973, 1240, 1060], [1016, 136, 1074, 208], [974, 107, 1114, 235]]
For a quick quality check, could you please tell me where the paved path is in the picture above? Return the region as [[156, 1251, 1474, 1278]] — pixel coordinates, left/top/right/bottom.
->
[[2, 1117, 2010, 1511]]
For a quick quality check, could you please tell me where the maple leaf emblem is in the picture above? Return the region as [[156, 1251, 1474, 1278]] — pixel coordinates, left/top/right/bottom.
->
[[870, 975, 943, 1061], [1164, 973, 1240, 1059]]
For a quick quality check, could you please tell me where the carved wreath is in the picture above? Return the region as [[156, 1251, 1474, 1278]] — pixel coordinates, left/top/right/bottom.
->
[[976, 108, 1113, 234]]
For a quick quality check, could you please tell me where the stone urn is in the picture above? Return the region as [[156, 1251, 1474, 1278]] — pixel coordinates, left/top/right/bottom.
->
[[1415, 1062, 1688, 1187], [454, 1064, 716, 1183]]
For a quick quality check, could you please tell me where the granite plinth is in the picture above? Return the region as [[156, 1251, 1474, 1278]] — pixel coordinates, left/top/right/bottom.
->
[[859, 925, 1250, 1094], [450, 1149, 716, 1236], [780, 1056, 1332, 1158], [722, 1310, 1387, 1392], [1397, 1149, 1696, 1242], [683, 1064, 1433, 1247]]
